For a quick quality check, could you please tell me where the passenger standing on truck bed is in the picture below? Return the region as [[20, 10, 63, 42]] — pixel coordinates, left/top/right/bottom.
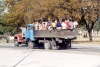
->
[[42, 20, 48, 30], [34, 21, 39, 30], [56, 19, 62, 31], [69, 19, 73, 30], [38, 20, 43, 30], [65, 18, 70, 29], [51, 20, 56, 31], [61, 19, 67, 30], [73, 20, 78, 29]]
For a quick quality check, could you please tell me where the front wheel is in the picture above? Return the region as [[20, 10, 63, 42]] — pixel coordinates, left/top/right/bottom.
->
[[28, 40, 35, 49], [14, 39, 19, 47]]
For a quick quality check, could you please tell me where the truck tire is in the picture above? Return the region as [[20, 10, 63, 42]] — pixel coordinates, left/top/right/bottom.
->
[[14, 39, 19, 47], [51, 40, 59, 50], [28, 40, 35, 49], [60, 41, 65, 49], [44, 40, 52, 50], [65, 40, 71, 49], [67, 41, 71, 49]]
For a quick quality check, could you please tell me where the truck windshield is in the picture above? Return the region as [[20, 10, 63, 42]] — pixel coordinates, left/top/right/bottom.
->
[[27, 25, 33, 30]]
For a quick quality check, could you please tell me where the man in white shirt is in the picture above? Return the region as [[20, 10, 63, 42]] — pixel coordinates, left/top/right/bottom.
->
[[61, 19, 67, 30], [69, 19, 73, 29]]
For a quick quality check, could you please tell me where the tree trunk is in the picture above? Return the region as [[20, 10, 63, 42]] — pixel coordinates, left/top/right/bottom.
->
[[80, 15, 96, 42], [4, 32, 10, 43], [88, 29, 93, 42]]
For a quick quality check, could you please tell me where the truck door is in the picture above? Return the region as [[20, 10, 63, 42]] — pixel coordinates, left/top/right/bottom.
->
[[25, 24, 35, 41]]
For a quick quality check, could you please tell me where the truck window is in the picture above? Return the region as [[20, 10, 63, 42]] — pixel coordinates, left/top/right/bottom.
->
[[27, 25, 33, 30]]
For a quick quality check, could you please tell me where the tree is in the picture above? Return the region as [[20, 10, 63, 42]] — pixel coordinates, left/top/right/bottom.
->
[[2, 0, 100, 41], [79, 0, 100, 41], [0, 0, 16, 35], [3, 0, 66, 27]]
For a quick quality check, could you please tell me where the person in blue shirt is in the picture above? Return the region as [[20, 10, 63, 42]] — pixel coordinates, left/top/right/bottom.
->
[[56, 19, 62, 31]]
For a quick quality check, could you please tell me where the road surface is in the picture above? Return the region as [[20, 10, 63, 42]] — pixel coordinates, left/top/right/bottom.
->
[[0, 43, 100, 67]]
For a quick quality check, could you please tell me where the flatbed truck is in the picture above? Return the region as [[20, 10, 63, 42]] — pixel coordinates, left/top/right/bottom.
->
[[14, 24, 78, 50]]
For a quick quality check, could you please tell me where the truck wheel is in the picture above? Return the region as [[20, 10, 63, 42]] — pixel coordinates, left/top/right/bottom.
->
[[44, 41, 52, 50], [65, 40, 71, 49], [14, 39, 19, 47], [28, 40, 35, 49], [68, 41, 71, 49], [51, 41, 59, 50]]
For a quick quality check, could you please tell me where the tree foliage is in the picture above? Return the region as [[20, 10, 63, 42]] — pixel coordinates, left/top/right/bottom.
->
[[2, 0, 100, 41], [3, 0, 82, 26], [79, 0, 100, 41], [94, 21, 100, 31]]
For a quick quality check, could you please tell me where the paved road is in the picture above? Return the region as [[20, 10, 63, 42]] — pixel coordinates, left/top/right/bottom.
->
[[0, 43, 100, 67]]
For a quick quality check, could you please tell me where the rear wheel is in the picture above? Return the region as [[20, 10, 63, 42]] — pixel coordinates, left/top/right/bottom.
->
[[14, 39, 19, 47], [44, 40, 52, 50], [65, 39, 71, 49], [51, 40, 59, 50], [28, 40, 35, 49], [67, 40, 71, 49]]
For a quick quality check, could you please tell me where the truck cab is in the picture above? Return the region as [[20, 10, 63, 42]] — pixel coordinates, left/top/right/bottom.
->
[[14, 27, 26, 46]]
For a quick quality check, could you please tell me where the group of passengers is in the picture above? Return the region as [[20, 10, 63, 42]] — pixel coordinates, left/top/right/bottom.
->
[[33, 18, 78, 31]]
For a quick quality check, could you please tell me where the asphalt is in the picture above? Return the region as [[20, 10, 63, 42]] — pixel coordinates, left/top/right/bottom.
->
[[72, 44, 100, 49], [0, 43, 100, 67]]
